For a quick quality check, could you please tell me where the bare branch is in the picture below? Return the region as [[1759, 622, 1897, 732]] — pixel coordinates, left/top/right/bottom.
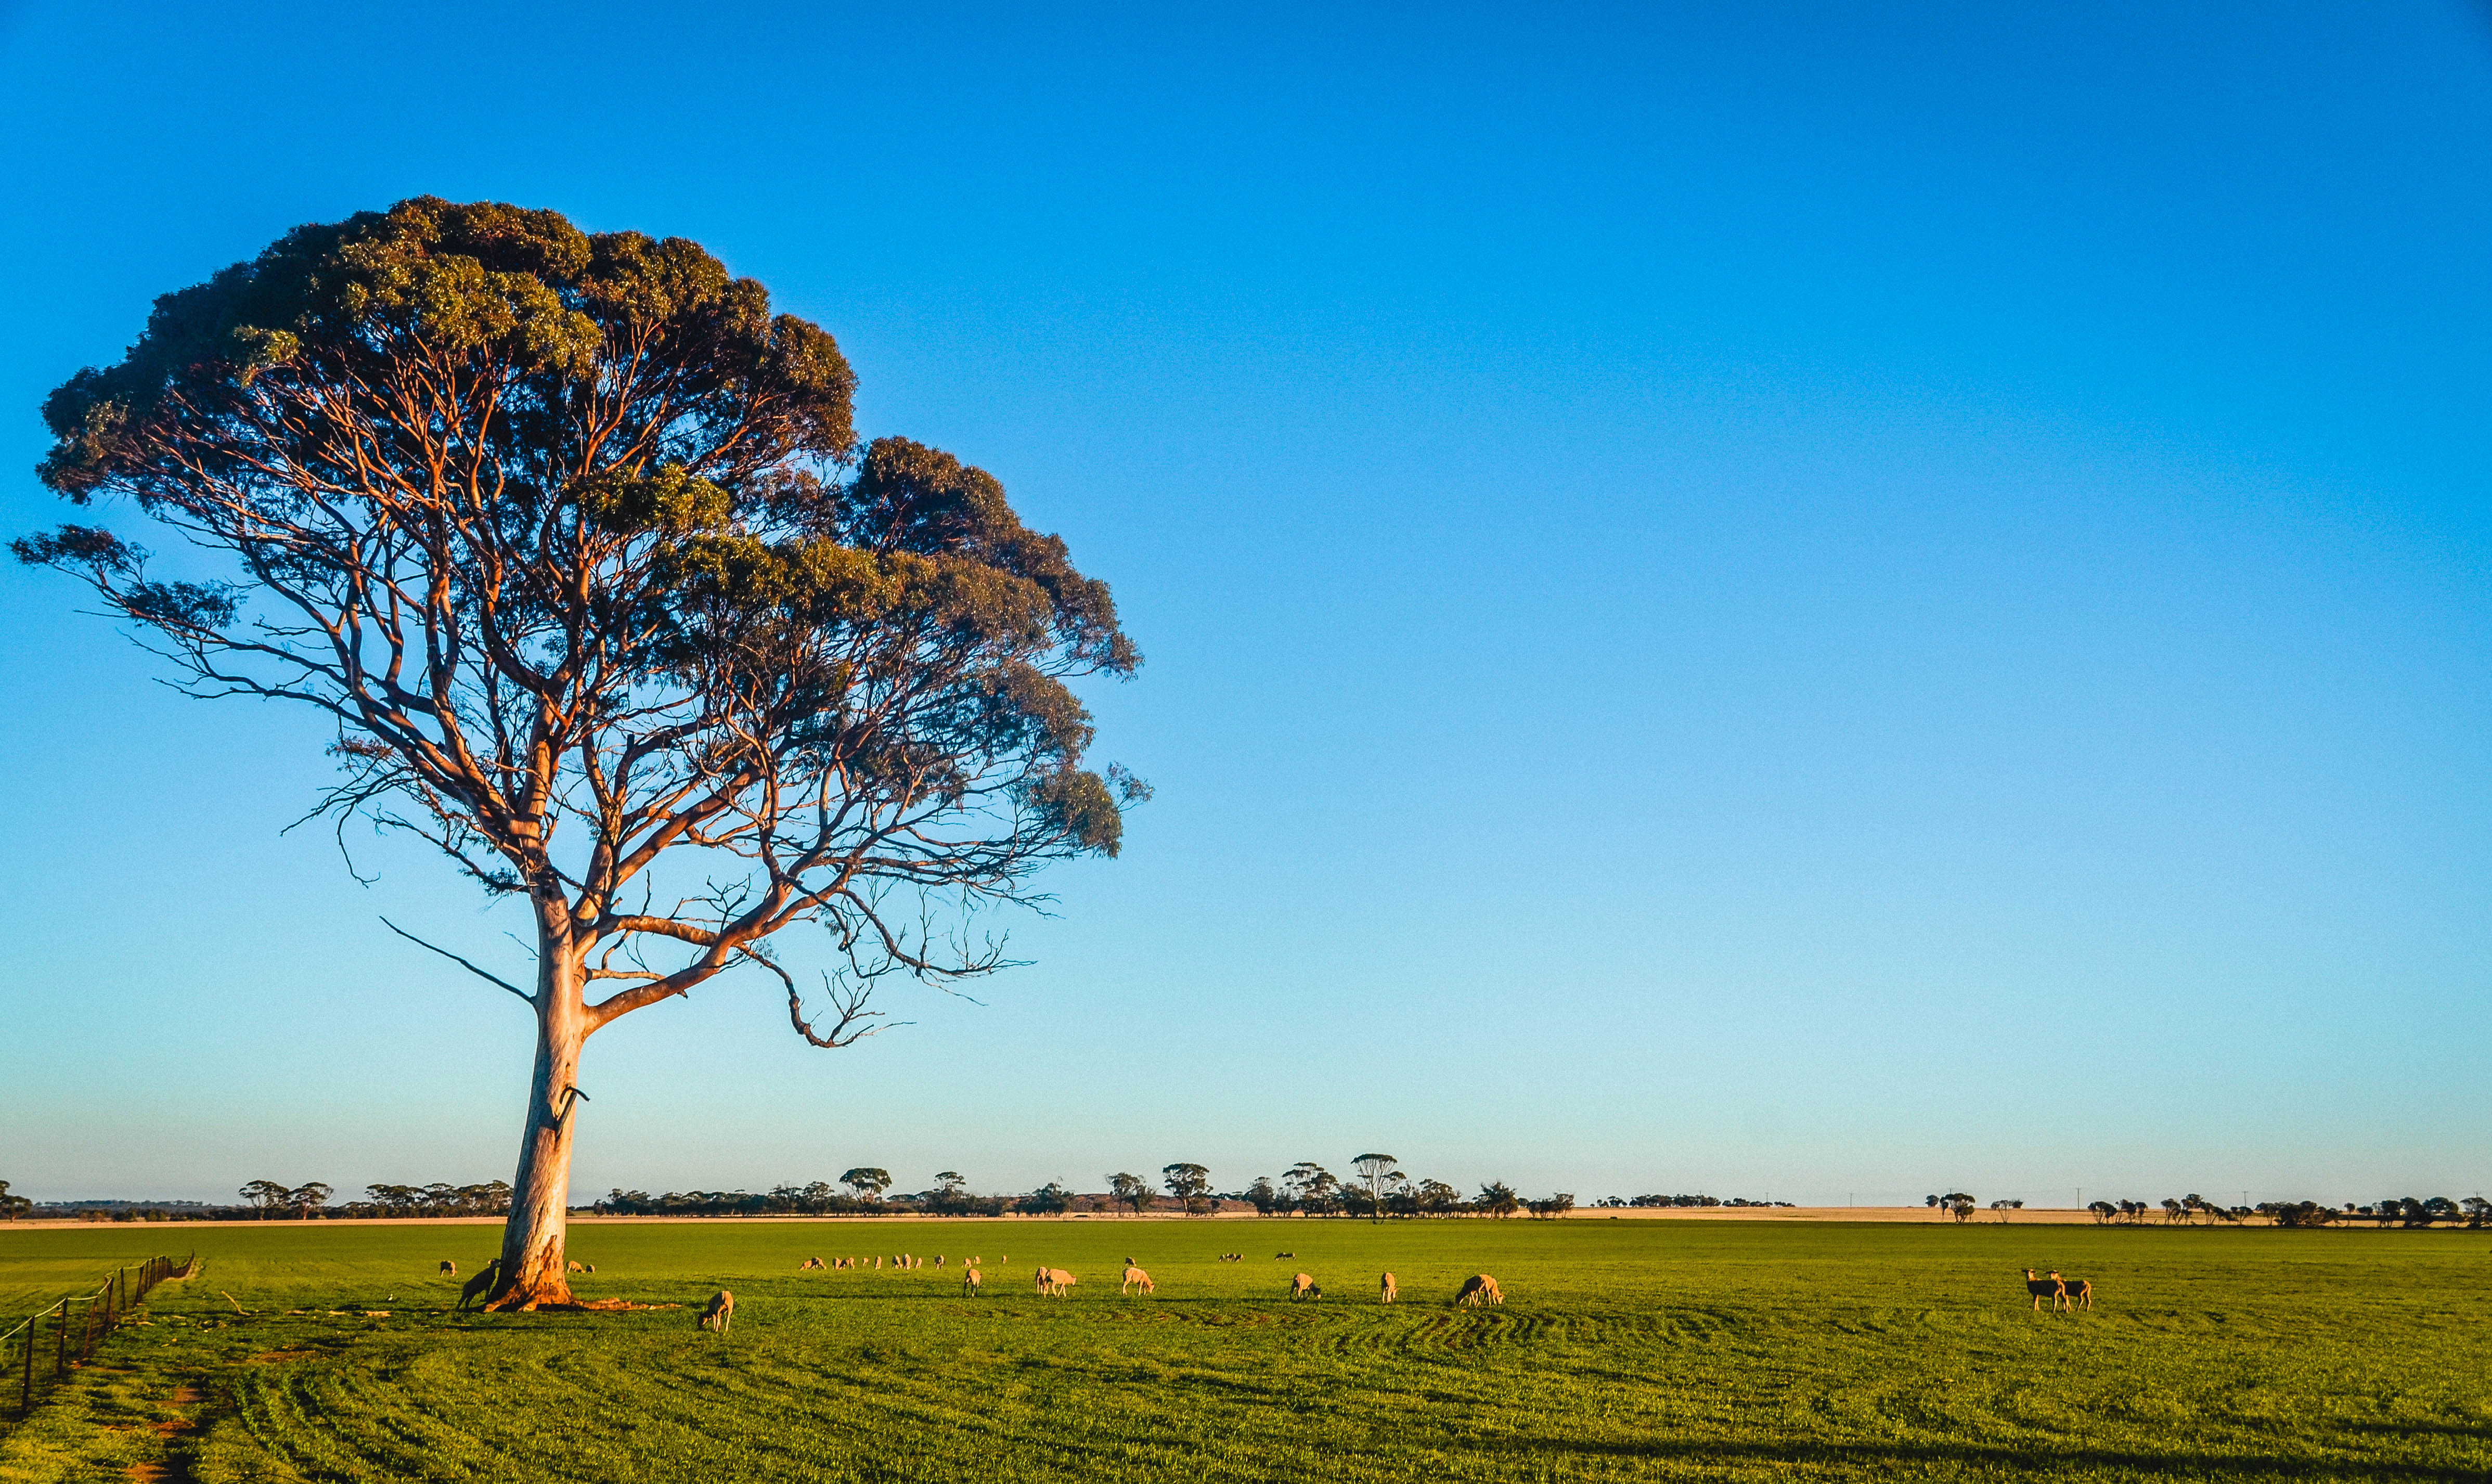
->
[[378, 917, 533, 1004]]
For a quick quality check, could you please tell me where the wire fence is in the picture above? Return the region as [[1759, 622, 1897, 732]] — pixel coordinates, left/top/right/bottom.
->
[[4, 1254, 195, 1421]]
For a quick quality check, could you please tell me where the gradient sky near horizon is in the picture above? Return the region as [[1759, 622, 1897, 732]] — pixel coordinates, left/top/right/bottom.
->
[[2, 2, 2485, 1209]]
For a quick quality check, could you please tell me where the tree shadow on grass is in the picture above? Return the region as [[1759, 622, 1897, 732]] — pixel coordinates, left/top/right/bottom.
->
[[1506, 1436, 2491, 1480]]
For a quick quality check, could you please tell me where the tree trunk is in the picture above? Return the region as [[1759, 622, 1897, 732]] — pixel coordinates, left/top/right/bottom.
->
[[487, 927, 585, 1310]]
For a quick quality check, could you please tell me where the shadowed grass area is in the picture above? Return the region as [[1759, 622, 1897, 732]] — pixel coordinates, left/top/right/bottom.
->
[[1, 1219, 2485, 1480]]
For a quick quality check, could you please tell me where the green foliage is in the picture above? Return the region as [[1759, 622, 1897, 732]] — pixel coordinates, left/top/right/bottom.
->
[[3, 1220, 2486, 1480]]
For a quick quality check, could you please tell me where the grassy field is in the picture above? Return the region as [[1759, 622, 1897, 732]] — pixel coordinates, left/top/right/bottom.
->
[[0, 1217, 2484, 1481]]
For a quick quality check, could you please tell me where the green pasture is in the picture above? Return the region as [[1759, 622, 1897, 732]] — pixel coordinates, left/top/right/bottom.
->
[[0, 1217, 2484, 1481]]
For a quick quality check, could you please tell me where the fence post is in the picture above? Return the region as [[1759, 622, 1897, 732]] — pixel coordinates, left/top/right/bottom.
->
[[20, 1317, 32, 1416]]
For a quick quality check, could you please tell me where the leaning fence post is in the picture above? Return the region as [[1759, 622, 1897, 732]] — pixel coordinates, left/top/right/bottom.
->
[[20, 1317, 32, 1415]]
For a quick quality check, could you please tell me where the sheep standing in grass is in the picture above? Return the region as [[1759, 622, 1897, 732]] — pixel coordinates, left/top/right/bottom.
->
[[1036, 1267, 1076, 1297], [438, 1260, 456, 1277], [1380, 1272, 1397, 1304], [456, 1259, 501, 1312], [1121, 1261, 1154, 1295], [2049, 1270, 2093, 1310], [962, 1266, 983, 1297], [2022, 1269, 2062, 1311], [800, 1257, 824, 1271], [1455, 1274, 1503, 1307], [1289, 1272, 1319, 1300], [700, 1290, 735, 1333]]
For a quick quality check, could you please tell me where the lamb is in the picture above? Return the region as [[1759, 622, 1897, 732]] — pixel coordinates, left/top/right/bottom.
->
[[962, 1266, 983, 1297], [1289, 1272, 1319, 1300], [456, 1258, 502, 1311], [1455, 1274, 1503, 1307], [2022, 1268, 2062, 1311], [2048, 1270, 2093, 1310], [1380, 1271, 1397, 1304], [699, 1289, 735, 1333], [438, 1260, 457, 1277], [1121, 1261, 1155, 1295]]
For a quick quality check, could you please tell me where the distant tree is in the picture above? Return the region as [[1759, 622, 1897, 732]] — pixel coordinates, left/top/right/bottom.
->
[[1477, 1181, 1522, 1218], [1349, 1154, 1404, 1224], [1411, 1179, 1463, 1217], [2462, 1197, 2491, 1230], [1017, 1181, 1073, 1216], [1107, 1172, 1156, 1215], [288, 1182, 333, 1219], [1935, 1192, 1974, 1223], [842, 1168, 892, 1201], [239, 1180, 291, 1218], [0, 1180, 28, 1221], [1236, 1176, 1285, 1216], [1283, 1163, 1339, 1215], [2086, 1201, 2116, 1224], [1528, 1192, 1576, 1220], [934, 1171, 967, 1196], [1161, 1163, 1212, 1215], [17, 199, 1144, 1309], [1923, 1194, 1939, 1208]]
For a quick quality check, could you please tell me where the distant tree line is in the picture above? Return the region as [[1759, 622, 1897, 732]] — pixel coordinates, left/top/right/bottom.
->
[[1592, 1195, 1798, 1209], [2080, 1194, 2491, 1229], [593, 1159, 1598, 1221], [0, 1181, 514, 1222]]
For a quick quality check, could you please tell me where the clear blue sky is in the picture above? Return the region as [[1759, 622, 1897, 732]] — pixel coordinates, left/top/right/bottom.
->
[[2, 2, 2484, 1209]]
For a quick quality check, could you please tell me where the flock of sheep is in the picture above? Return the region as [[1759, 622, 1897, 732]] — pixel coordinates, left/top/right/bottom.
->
[[767, 1249, 1503, 1311], [434, 1250, 2091, 1328]]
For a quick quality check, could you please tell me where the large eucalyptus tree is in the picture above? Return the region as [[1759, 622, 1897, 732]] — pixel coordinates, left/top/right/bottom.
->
[[19, 198, 1142, 1308]]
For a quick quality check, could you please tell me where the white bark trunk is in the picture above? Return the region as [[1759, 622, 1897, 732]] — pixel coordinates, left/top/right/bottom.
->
[[489, 922, 586, 1309]]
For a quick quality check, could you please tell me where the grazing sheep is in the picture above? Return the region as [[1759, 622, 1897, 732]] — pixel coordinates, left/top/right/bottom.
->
[[2048, 1270, 2093, 1310], [1121, 1262, 1155, 1295], [1275, 1251, 1295, 1259], [2022, 1268, 2062, 1311], [1036, 1267, 1076, 1297], [457, 1258, 502, 1312], [1455, 1274, 1503, 1307], [1380, 1272, 1397, 1304], [934, 1255, 945, 1268], [699, 1289, 735, 1333], [962, 1267, 983, 1297], [438, 1260, 457, 1277], [1217, 1253, 1242, 1262], [585, 1264, 596, 1274], [800, 1257, 825, 1271], [1289, 1272, 1319, 1300], [567, 1260, 586, 1273]]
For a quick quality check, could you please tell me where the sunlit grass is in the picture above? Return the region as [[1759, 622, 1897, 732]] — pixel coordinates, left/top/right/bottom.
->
[[2, 1218, 2485, 1480]]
